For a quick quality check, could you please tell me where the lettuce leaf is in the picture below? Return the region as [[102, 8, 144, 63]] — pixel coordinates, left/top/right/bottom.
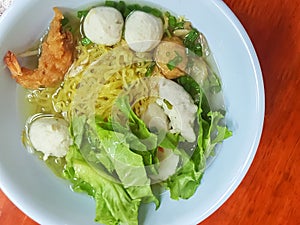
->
[[163, 147, 204, 200], [112, 97, 161, 175], [114, 96, 158, 150], [66, 77, 232, 222], [158, 132, 182, 150], [65, 111, 160, 224], [202, 111, 232, 158], [94, 125, 159, 206], [70, 115, 87, 148], [65, 145, 140, 225], [95, 117, 155, 168], [163, 75, 232, 200]]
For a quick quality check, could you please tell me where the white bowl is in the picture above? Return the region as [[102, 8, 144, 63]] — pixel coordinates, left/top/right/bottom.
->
[[0, 0, 264, 224]]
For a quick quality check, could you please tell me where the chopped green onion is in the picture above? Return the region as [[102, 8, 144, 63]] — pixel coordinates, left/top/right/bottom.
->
[[81, 37, 92, 46], [77, 10, 89, 18], [104, 1, 163, 19], [105, 1, 118, 7], [142, 6, 153, 13], [127, 4, 142, 11], [167, 51, 183, 71], [163, 99, 173, 110], [193, 43, 203, 57], [183, 29, 203, 57], [165, 29, 172, 38], [61, 17, 69, 26], [168, 15, 177, 29], [184, 29, 199, 46], [165, 12, 185, 31], [124, 7, 132, 17], [116, 1, 126, 14], [141, 6, 162, 18], [175, 21, 185, 29], [106, 1, 128, 17], [145, 62, 156, 77], [176, 75, 202, 105], [149, 8, 163, 18]]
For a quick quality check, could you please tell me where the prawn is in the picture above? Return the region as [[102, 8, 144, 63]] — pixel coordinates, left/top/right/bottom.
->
[[3, 7, 74, 89]]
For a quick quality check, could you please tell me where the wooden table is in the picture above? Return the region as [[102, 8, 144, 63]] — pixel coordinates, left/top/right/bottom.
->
[[0, 0, 299, 224]]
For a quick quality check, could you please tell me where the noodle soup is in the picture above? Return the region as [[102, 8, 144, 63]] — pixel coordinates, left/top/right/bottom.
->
[[8, 1, 232, 224]]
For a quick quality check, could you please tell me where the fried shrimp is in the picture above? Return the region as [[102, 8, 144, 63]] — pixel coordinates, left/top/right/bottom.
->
[[3, 8, 74, 89]]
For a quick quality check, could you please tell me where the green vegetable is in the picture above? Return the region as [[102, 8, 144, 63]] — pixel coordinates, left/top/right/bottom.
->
[[77, 10, 89, 18], [113, 97, 160, 174], [81, 37, 92, 46], [202, 111, 232, 158], [168, 14, 177, 29], [176, 75, 202, 105], [61, 17, 69, 26], [127, 3, 142, 12], [94, 125, 158, 200], [184, 29, 203, 57], [142, 6, 163, 18], [65, 111, 160, 224], [163, 99, 173, 110], [184, 29, 199, 46], [158, 132, 182, 150], [114, 96, 158, 150], [61, 16, 73, 32], [64, 145, 141, 225], [163, 75, 232, 199], [167, 51, 183, 71], [105, 1, 163, 18], [165, 12, 185, 31], [70, 115, 86, 148], [44, 156, 66, 178], [93, 116, 159, 175], [176, 75, 211, 120], [145, 61, 156, 77], [116, 1, 126, 13], [105, 0, 118, 8], [193, 43, 203, 57], [205, 71, 222, 94], [164, 147, 204, 199]]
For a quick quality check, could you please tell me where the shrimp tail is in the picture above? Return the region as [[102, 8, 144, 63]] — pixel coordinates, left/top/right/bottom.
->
[[4, 51, 30, 78]]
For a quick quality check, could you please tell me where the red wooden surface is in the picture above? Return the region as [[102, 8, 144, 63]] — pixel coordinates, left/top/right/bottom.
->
[[0, 0, 299, 224]]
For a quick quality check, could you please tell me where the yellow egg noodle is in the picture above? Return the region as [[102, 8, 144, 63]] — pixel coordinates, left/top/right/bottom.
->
[[27, 40, 152, 120]]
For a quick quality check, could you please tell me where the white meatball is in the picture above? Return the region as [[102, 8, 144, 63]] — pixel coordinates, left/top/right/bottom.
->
[[125, 11, 163, 52], [155, 77, 198, 142], [83, 6, 124, 46], [28, 116, 72, 160]]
